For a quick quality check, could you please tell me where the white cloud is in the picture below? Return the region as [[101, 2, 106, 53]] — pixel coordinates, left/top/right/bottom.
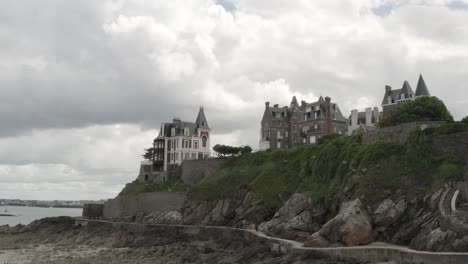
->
[[0, 0, 467, 199]]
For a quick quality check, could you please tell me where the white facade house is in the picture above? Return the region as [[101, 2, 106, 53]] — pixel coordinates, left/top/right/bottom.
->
[[138, 107, 211, 183]]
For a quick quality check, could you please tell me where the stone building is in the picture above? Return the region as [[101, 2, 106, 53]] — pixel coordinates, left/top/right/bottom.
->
[[347, 107, 381, 136], [381, 74, 431, 115], [259, 96, 346, 150], [138, 107, 211, 183]]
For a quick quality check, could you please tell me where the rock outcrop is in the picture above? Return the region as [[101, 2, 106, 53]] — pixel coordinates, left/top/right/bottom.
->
[[258, 193, 323, 240], [373, 199, 406, 232], [311, 199, 373, 247], [141, 210, 183, 225]]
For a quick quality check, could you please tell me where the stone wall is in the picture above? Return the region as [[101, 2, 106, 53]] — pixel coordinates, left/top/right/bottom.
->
[[179, 158, 228, 186], [82, 204, 104, 219], [432, 132, 468, 163], [360, 122, 445, 145], [102, 192, 186, 220]]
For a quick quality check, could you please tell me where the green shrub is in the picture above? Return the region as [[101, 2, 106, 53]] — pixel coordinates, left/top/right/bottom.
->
[[379, 96, 453, 127], [190, 133, 466, 210], [119, 180, 186, 196]]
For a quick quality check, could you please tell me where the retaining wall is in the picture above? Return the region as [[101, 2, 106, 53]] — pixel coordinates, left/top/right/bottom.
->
[[361, 122, 445, 145], [102, 192, 186, 220], [82, 204, 104, 219], [432, 132, 468, 163], [179, 158, 228, 186]]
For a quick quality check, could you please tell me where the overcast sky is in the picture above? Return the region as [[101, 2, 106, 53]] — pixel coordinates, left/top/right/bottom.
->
[[0, 0, 467, 200]]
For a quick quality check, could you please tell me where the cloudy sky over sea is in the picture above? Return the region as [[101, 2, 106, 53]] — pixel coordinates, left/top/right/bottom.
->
[[0, 0, 467, 200]]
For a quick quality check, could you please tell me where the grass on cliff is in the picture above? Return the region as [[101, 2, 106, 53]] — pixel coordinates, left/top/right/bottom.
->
[[119, 180, 186, 196], [190, 129, 466, 210]]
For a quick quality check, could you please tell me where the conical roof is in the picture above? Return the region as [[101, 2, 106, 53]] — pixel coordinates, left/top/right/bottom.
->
[[415, 74, 430, 96], [195, 106, 209, 129]]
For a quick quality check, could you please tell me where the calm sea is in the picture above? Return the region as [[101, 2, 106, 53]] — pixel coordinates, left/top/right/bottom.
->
[[0, 206, 82, 226]]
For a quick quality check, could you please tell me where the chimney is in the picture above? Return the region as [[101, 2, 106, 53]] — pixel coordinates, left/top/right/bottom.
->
[[325, 97, 332, 134], [301, 100, 306, 107], [351, 110, 358, 126], [373, 107, 380, 122], [273, 104, 279, 108], [365, 108, 372, 125], [265, 101, 270, 107], [173, 117, 181, 123], [385, 85, 392, 93]]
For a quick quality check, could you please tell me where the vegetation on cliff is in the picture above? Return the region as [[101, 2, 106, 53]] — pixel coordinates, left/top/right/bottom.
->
[[190, 127, 466, 210], [119, 180, 186, 196], [378, 96, 453, 127]]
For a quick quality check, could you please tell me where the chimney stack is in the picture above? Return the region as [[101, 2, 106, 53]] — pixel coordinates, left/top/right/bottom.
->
[[265, 101, 270, 107], [274, 104, 279, 108], [385, 85, 392, 93], [325, 97, 332, 134]]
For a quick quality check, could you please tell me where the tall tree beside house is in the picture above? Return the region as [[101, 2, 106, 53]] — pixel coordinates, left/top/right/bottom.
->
[[378, 96, 453, 127], [142, 147, 155, 161]]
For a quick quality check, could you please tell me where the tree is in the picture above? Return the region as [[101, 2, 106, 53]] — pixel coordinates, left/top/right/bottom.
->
[[462, 116, 468, 124], [378, 96, 453, 127], [241, 146, 253, 155], [142, 147, 155, 161], [213, 144, 243, 157]]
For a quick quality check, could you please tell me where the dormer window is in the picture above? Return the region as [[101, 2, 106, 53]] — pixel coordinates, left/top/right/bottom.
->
[[184, 127, 189, 136], [171, 128, 175, 137]]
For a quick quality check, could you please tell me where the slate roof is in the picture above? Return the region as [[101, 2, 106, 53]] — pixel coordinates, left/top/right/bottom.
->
[[382, 81, 415, 105], [195, 107, 210, 129], [415, 74, 430, 97]]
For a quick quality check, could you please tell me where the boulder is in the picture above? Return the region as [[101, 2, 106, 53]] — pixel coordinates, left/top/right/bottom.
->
[[203, 200, 236, 225], [453, 235, 468, 252], [142, 210, 183, 225], [373, 199, 406, 232], [317, 199, 373, 246], [274, 193, 312, 219], [303, 233, 330, 248], [410, 228, 456, 252], [183, 202, 214, 225], [258, 193, 315, 235]]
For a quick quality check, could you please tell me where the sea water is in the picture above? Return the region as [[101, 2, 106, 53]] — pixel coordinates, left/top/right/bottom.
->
[[0, 206, 82, 226]]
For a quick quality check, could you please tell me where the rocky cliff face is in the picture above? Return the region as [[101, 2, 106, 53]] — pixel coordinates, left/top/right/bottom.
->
[[172, 185, 468, 252]]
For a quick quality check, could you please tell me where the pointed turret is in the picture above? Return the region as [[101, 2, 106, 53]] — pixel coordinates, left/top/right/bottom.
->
[[415, 74, 430, 97], [195, 106, 209, 129], [290, 96, 298, 108]]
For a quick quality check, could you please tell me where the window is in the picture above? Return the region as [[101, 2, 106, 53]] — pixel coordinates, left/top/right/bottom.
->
[[176, 140, 179, 149], [314, 112, 317, 119], [171, 153, 174, 163], [277, 131, 281, 137], [310, 136, 316, 144], [314, 124, 318, 129], [184, 127, 189, 136], [175, 153, 178, 162], [145, 175, 149, 182], [191, 153, 197, 159], [202, 135, 207, 147], [184, 153, 190, 160], [194, 141, 199, 149], [183, 140, 189, 148], [286, 131, 288, 137], [171, 141, 175, 150], [171, 128, 175, 137]]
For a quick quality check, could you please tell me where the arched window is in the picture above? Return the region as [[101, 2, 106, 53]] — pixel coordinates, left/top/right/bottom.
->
[[202, 135, 207, 147], [194, 141, 199, 149]]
